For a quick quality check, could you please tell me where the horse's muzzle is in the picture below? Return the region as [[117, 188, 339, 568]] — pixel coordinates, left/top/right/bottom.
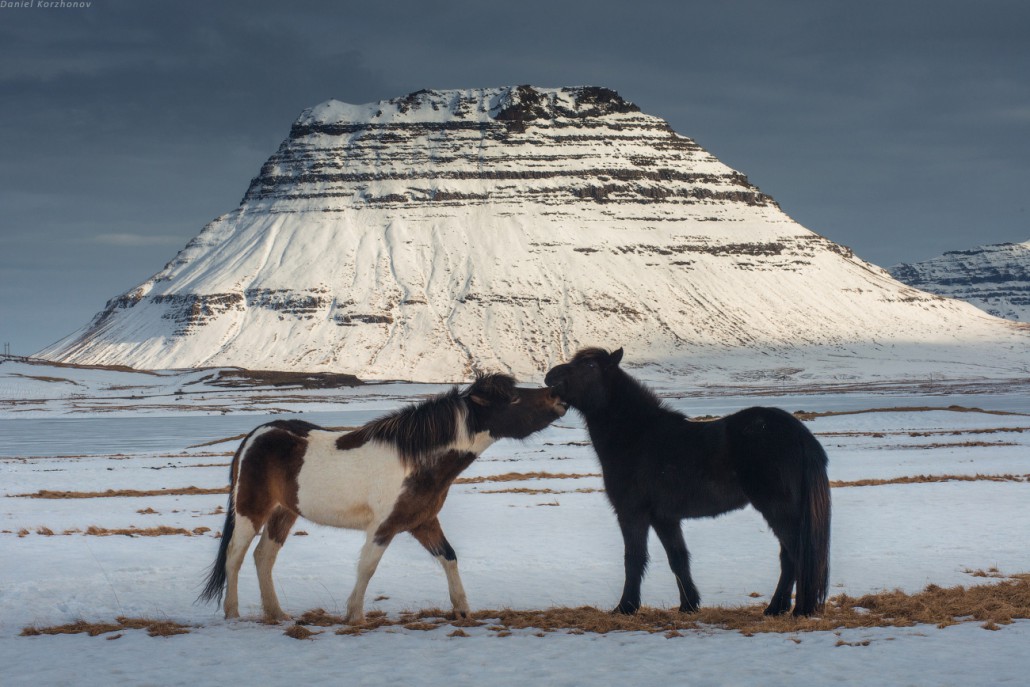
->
[[550, 391, 569, 417], [543, 364, 567, 391]]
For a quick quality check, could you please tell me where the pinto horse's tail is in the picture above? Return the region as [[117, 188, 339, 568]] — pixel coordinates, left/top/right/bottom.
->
[[794, 431, 831, 616], [196, 440, 243, 605]]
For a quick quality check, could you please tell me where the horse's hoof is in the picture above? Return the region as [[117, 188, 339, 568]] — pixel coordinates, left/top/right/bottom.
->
[[763, 605, 789, 616], [263, 612, 292, 624], [679, 602, 700, 614], [453, 609, 470, 620], [611, 602, 640, 615], [345, 613, 365, 626]]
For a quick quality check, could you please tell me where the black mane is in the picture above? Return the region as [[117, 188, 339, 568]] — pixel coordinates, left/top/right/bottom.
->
[[347, 373, 517, 466], [573, 347, 665, 414]]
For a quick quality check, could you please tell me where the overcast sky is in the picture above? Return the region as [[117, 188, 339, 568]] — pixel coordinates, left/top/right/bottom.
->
[[2, 0, 1028, 354]]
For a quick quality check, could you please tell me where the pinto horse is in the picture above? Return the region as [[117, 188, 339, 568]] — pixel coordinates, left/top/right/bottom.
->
[[198, 373, 566, 623], [545, 348, 830, 617]]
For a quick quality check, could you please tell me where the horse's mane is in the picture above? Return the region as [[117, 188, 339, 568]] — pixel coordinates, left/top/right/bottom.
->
[[610, 367, 666, 413], [348, 373, 517, 467], [572, 347, 665, 413]]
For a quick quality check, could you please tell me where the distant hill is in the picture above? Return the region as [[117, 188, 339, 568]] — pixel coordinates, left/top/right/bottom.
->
[[889, 241, 1030, 321]]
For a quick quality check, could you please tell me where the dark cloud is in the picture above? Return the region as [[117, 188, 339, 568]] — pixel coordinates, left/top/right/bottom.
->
[[1, 0, 1028, 353]]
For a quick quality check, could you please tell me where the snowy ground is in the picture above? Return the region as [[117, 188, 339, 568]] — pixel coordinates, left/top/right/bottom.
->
[[1, 360, 1030, 686]]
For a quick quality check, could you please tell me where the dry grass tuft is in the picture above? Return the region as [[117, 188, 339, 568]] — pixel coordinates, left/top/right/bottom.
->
[[82, 525, 212, 537], [831, 474, 1030, 488], [18, 486, 229, 499], [295, 608, 348, 627], [793, 405, 1028, 421], [480, 487, 603, 495], [284, 624, 321, 640], [455, 471, 600, 485], [287, 575, 1030, 638], [21, 617, 191, 638]]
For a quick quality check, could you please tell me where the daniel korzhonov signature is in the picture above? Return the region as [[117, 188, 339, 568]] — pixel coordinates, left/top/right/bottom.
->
[[0, 1, 94, 9]]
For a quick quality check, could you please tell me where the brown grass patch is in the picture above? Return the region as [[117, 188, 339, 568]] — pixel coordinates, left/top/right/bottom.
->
[[793, 405, 1028, 421], [480, 487, 604, 495], [456, 471, 600, 485], [284, 625, 321, 640], [475, 473, 1030, 494], [832, 473, 1030, 488], [890, 441, 1020, 450], [13, 374, 78, 384], [296, 608, 348, 626], [273, 575, 1030, 637], [17, 486, 229, 499], [21, 617, 191, 638], [200, 368, 362, 389], [82, 525, 212, 537], [817, 427, 1030, 439]]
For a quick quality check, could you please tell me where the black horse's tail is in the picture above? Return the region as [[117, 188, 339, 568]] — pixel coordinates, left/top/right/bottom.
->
[[794, 431, 831, 615], [196, 439, 243, 606]]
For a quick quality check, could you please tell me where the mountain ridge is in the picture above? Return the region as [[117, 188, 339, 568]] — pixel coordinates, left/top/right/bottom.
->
[[888, 241, 1030, 321]]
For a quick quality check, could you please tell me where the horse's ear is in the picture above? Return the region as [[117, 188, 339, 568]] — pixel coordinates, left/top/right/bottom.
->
[[609, 348, 624, 367], [469, 394, 491, 407]]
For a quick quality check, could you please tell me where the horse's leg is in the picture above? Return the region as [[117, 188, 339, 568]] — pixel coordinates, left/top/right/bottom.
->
[[253, 507, 297, 622], [613, 511, 650, 614], [651, 517, 701, 612], [223, 515, 259, 619], [345, 529, 393, 625], [765, 541, 797, 616], [410, 517, 470, 619], [751, 503, 799, 616]]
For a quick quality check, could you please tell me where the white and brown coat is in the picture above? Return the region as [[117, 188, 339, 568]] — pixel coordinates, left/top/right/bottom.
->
[[199, 374, 566, 623]]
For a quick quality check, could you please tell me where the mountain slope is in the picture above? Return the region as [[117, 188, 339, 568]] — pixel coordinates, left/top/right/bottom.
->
[[37, 86, 1029, 382], [888, 241, 1030, 321]]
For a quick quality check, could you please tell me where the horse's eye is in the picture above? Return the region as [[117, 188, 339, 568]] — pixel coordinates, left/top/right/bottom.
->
[[587, 362, 597, 369], [510, 396, 522, 405]]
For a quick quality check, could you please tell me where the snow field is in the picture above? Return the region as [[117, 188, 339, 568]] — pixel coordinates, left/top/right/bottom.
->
[[2, 381, 1030, 685]]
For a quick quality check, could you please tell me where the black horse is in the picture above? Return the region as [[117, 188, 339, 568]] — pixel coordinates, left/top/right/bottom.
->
[[545, 347, 830, 617]]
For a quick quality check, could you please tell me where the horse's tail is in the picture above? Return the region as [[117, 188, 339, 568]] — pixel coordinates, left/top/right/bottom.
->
[[196, 437, 244, 606], [794, 430, 831, 615]]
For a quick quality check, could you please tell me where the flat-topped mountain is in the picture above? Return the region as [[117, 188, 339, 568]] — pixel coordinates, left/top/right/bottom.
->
[[37, 86, 1028, 382]]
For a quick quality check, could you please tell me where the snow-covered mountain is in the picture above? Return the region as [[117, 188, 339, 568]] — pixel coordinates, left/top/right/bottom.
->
[[37, 86, 1029, 382], [888, 241, 1030, 321]]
